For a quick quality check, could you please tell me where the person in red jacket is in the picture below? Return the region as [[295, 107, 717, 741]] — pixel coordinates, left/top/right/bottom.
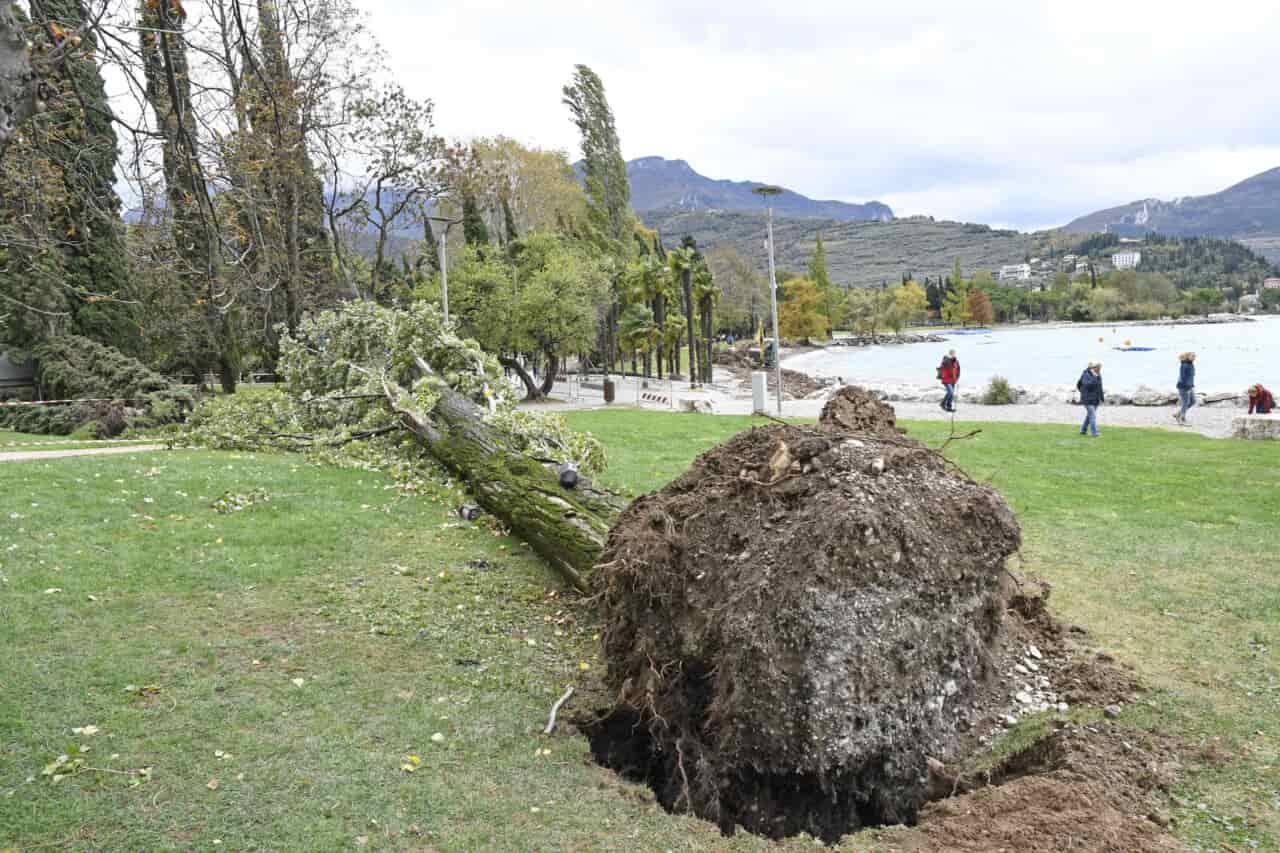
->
[[938, 349, 960, 412], [1248, 384, 1275, 414]]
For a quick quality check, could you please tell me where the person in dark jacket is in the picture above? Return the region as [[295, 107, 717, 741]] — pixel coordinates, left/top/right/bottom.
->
[[938, 350, 960, 412], [1248, 384, 1275, 414], [1077, 360, 1104, 437], [1174, 352, 1196, 424]]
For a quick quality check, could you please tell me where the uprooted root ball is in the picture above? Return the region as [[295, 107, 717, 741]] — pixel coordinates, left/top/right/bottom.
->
[[586, 409, 1022, 842]]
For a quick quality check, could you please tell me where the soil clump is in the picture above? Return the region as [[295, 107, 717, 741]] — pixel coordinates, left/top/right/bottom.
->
[[576, 387, 1183, 848], [585, 388, 1022, 841], [885, 720, 1184, 851]]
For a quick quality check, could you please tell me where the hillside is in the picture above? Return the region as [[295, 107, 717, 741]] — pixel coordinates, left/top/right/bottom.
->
[[625, 156, 893, 221], [644, 210, 1034, 288], [1065, 166, 1280, 263]]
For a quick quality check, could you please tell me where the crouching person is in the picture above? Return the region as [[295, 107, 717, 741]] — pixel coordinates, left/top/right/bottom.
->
[[1248, 384, 1275, 415]]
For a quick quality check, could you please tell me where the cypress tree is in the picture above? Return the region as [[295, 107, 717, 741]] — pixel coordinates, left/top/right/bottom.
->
[[30, 0, 137, 351], [463, 193, 490, 246], [420, 217, 440, 273], [502, 197, 519, 244]]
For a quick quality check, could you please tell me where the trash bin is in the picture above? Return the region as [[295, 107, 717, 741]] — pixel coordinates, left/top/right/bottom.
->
[[603, 378, 616, 404]]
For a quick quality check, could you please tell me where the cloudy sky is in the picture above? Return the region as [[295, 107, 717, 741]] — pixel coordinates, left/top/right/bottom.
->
[[362, 0, 1278, 231]]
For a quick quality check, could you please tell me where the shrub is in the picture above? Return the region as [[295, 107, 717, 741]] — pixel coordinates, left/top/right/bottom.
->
[[2, 335, 194, 436], [981, 375, 1018, 405]]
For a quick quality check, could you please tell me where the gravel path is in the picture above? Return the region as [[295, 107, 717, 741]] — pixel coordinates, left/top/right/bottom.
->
[[0, 444, 165, 463], [523, 370, 1241, 438], [876, 401, 1237, 437]]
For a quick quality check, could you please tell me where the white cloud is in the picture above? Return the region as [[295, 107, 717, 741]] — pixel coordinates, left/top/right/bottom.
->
[[291, 1, 1280, 228]]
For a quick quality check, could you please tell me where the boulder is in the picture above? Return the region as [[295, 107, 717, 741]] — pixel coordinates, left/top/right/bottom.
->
[[1130, 385, 1177, 406], [587, 392, 1022, 842], [1233, 414, 1280, 440]]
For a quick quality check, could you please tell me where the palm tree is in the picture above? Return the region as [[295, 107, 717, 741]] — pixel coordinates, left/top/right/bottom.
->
[[667, 247, 698, 385], [693, 262, 720, 384], [624, 255, 665, 377], [619, 303, 657, 377]]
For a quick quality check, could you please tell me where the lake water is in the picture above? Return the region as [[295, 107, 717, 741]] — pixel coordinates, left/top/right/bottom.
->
[[786, 317, 1280, 394]]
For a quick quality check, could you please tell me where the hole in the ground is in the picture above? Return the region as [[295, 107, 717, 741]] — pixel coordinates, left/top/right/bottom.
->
[[582, 710, 1067, 844], [583, 708, 920, 843]]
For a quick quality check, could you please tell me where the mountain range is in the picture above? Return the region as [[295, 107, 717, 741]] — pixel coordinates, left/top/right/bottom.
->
[[1064, 166, 1280, 263], [624, 156, 893, 222]]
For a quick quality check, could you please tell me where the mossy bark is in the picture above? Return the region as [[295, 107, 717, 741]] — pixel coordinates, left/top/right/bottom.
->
[[391, 381, 624, 591]]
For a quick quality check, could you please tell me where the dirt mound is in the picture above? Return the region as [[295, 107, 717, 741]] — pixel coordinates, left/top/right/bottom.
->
[[820, 385, 905, 436], [586, 420, 1022, 842], [889, 721, 1183, 851]]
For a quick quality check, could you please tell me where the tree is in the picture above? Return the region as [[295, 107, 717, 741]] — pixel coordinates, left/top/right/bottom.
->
[[448, 234, 607, 398], [276, 301, 624, 590], [809, 231, 839, 335], [668, 245, 700, 383], [965, 288, 995, 326], [0, 5, 39, 144], [240, 0, 339, 336], [618, 302, 657, 376], [30, 0, 135, 349], [894, 281, 929, 326], [778, 278, 827, 338], [563, 65, 633, 375], [462, 192, 490, 246], [468, 137, 587, 237], [320, 85, 445, 302], [705, 245, 765, 336], [693, 260, 719, 383], [941, 277, 973, 326], [1183, 287, 1224, 316], [138, 0, 240, 390], [842, 288, 876, 334], [562, 65, 633, 250]]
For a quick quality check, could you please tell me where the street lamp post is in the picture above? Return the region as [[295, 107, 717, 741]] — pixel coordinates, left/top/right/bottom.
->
[[426, 215, 463, 323], [752, 185, 784, 415]]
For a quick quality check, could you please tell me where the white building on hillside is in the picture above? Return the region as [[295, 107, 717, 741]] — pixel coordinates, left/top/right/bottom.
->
[[1112, 251, 1142, 270], [998, 263, 1032, 282], [1264, 277, 1280, 290]]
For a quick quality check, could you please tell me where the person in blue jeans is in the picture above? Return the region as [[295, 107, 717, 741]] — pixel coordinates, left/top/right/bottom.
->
[[1175, 352, 1196, 425], [1077, 360, 1104, 436]]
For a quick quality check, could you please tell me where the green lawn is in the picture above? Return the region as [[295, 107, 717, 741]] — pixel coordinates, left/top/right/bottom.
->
[[0, 429, 145, 452], [0, 414, 1277, 850]]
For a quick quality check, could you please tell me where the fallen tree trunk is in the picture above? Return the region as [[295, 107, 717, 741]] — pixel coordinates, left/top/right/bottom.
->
[[385, 364, 624, 591]]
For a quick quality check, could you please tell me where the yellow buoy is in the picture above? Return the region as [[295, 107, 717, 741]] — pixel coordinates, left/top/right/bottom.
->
[[1124, 339, 1131, 347]]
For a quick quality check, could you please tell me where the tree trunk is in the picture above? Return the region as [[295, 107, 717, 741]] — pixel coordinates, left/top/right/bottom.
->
[[0, 5, 36, 146], [682, 270, 697, 384], [499, 355, 542, 401], [387, 365, 623, 590], [700, 298, 714, 384], [539, 352, 558, 396], [653, 294, 666, 380]]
